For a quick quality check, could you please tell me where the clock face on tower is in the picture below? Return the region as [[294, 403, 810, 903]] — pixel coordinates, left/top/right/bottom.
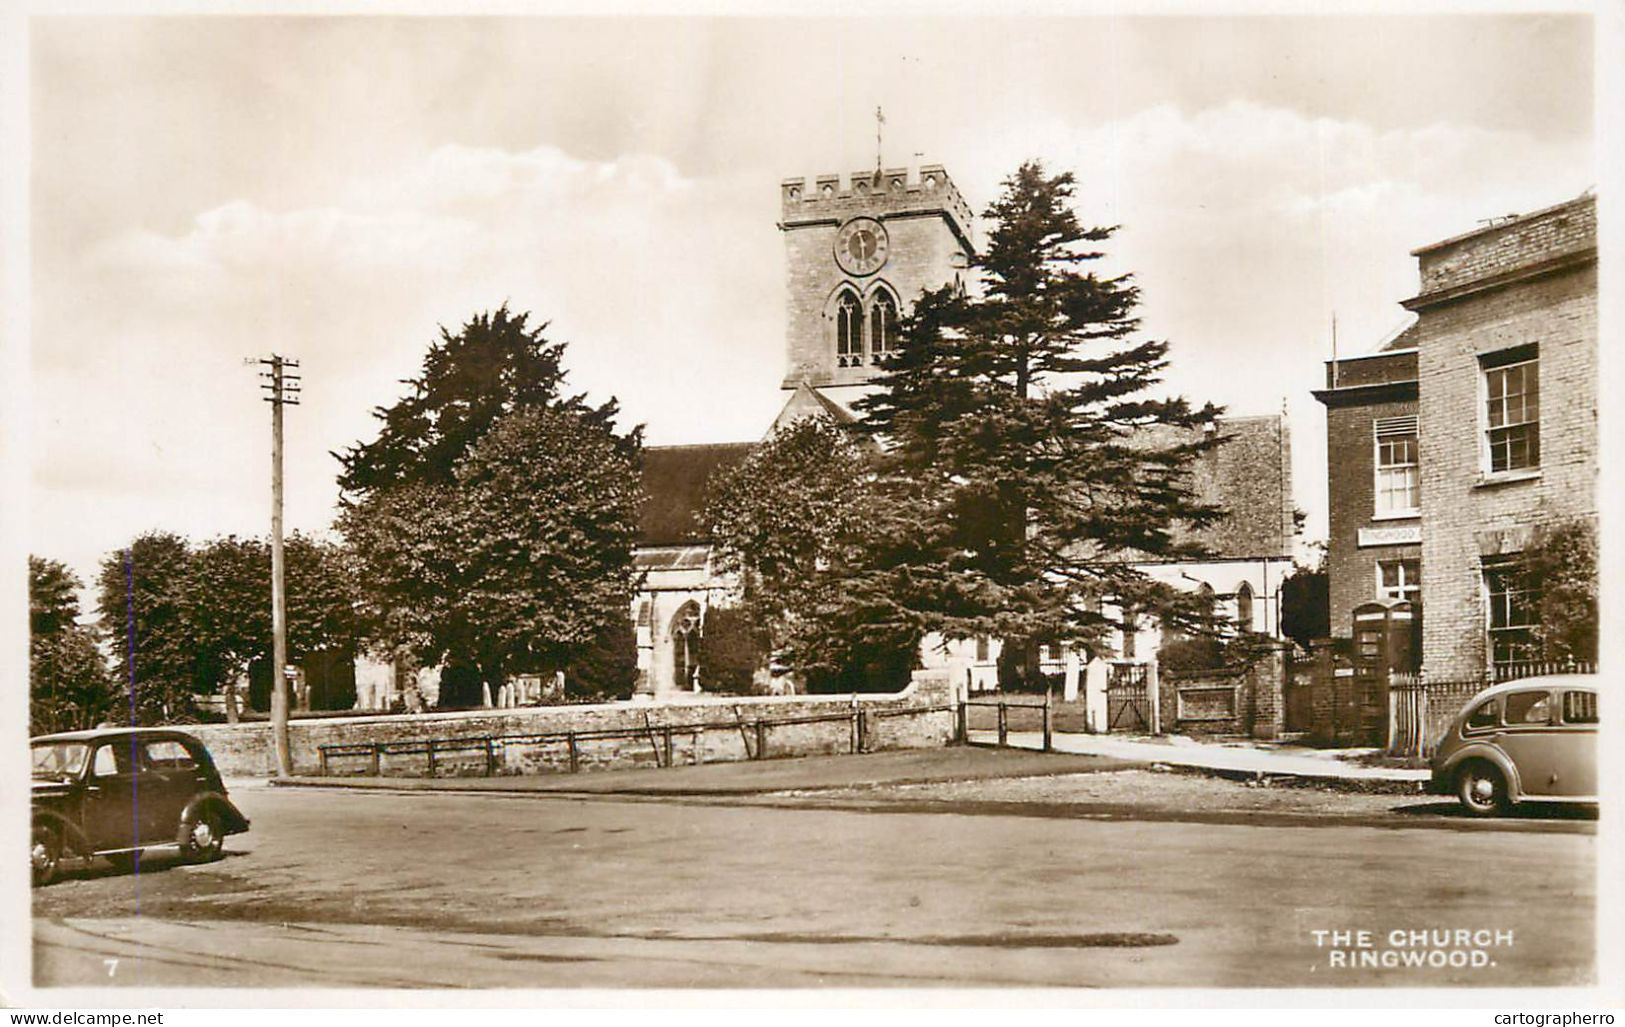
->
[[834, 217, 889, 276]]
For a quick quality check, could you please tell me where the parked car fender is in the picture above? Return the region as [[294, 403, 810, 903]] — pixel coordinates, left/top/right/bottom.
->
[[32, 809, 92, 856], [178, 792, 250, 839], [1437, 742, 1523, 800]]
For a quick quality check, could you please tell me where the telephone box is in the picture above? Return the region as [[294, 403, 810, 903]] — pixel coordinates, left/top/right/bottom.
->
[[1350, 600, 1419, 744]]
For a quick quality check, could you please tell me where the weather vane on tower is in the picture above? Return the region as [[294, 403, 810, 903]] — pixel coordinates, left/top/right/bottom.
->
[[873, 106, 885, 186]]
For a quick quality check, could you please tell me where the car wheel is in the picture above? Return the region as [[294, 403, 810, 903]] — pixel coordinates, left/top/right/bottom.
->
[[1456, 761, 1509, 817], [105, 851, 144, 874], [178, 807, 224, 863], [32, 825, 62, 887]]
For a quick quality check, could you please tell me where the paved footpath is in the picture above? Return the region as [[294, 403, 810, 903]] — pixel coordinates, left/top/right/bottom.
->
[[969, 731, 1431, 786]]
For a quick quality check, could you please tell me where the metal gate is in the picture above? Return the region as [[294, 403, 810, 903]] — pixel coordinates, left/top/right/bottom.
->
[[1106, 662, 1150, 732]]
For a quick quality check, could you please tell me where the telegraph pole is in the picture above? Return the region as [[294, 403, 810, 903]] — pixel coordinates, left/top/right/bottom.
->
[[259, 354, 300, 777]]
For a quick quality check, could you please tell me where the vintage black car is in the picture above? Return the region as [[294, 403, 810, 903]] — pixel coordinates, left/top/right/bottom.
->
[[31, 727, 250, 885]]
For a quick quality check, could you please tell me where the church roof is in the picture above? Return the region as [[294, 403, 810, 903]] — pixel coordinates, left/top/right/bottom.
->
[[1131, 415, 1295, 560], [1379, 321, 1420, 352], [633, 545, 712, 572], [770, 381, 858, 433], [638, 442, 756, 545]]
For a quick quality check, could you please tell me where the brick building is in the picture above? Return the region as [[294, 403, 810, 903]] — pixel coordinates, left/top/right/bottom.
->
[[632, 164, 1296, 698], [1313, 192, 1597, 682], [1312, 324, 1421, 639]]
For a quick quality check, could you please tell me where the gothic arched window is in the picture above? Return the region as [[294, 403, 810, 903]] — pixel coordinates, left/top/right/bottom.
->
[[1235, 581, 1255, 633], [670, 601, 703, 692], [835, 289, 862, 367], [868, 289, 898, 363]]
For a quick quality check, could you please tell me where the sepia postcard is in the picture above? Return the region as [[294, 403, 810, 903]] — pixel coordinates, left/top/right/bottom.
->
[[4, 0, 1620, 1012]]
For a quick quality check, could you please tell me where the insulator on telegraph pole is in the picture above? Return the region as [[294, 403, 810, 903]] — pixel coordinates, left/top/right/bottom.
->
[[258, 354, 301, 778]]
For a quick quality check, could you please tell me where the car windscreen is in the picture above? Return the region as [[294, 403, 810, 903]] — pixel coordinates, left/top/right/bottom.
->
[[31, 742, 90, 779]]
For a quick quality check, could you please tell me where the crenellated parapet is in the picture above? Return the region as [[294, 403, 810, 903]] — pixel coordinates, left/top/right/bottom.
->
[[778, 160, 974, 393], [780, 164, 974, 251]]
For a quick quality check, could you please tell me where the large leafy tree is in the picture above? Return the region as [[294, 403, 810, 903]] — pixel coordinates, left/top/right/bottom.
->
[[705, 418, 922, 693], [95, 532, 198, 723], [30, 557, 119, 734], [852, 160, 1225, 688], [187, 533, 361, 720], [90, 531, 363, 725], [337, 308, 643, 698], [185, 535, 267, 722], [704, 419, 875, 676]]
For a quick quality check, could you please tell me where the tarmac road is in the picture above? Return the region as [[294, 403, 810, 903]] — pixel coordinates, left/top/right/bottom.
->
[[30, 754, 1596, 991]]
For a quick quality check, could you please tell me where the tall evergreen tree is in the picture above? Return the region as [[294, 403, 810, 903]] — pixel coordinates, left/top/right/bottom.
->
[[852, 160, 1225, 687]]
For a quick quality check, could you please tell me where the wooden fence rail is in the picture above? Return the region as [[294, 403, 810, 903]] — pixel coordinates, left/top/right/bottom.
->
[[959, 693, 1055, 752]]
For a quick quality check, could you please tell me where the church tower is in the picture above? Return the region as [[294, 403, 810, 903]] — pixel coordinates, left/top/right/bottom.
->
[[777, 165, 974, 409]]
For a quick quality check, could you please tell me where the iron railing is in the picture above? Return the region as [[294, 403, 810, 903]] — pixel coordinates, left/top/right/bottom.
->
[[1492, 658, 1597, 683]]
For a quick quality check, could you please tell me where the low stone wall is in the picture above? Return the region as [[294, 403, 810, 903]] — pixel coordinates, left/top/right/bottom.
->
[[188, 673, 955, 777], [1158, 645, 1287, 739]]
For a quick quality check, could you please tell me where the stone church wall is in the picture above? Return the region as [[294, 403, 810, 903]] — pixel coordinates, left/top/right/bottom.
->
[[188, 672, 956, 777]]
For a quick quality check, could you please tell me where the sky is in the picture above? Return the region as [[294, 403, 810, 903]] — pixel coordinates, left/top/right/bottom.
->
[[20, 11, 1598, 599]]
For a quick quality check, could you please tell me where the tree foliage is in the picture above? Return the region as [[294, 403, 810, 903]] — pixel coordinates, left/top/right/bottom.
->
[[705, 418, 873, 652], [335, 305, 620, 493], [565, 621, 640, 700], [337, 308, 643, 697], [92, 532, 362, 723], [96, 532, 198, 723], [696, 605, 770, 695], [1279, 548, 1330, 652], [30, 557, 119, 735], [703, 418, 920, 692], [187, 533, 361, 715], [1524, 517, 1597, 663], [849, 160, 1225, 687]]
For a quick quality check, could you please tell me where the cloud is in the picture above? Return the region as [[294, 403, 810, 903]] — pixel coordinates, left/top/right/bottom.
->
[[32, 143, 787, 586], [31, 105, 1593, 587], [946, 101, 1590, 543]]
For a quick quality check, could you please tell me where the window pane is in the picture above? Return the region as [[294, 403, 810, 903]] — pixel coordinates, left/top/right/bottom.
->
[[1484, 360, 1540, 472], [1503, 690, 1552, 726], [1466, 699, 1498, 730], [1562, 691, 1597, 724], [1490, 630, 1536, 667], [1378, 560, 1420, 601], [836, 293, 860, 365], [868, 292, 897, 362], [144, 740, 197, 769], [92, 746, 119, 777], [1485, 563, 1537, 628], [1374, 431, 1419, 512]]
